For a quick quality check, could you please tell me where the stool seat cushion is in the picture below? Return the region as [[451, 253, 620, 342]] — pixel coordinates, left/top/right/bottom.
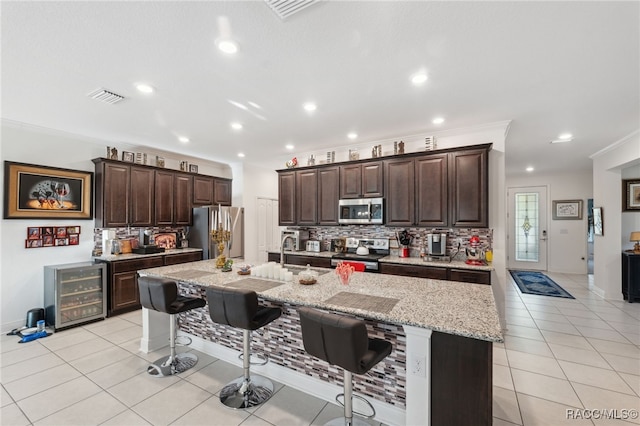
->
[[139, 276, 205, 314], [298, 307, 392, 375], [206, 287, 281, 330]]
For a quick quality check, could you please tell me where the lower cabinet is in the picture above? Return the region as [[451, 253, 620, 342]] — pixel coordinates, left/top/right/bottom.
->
[[98, 251, 203, 317], [380, 262, 491, 284], [267, 253, 331, 268]]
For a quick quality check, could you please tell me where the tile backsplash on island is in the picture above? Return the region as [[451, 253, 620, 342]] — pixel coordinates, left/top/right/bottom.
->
[[307, 225, 493, 257]]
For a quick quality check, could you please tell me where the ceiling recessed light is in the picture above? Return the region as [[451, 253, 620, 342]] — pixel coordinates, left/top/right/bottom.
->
[[526, 166, 534, 172], [285, 144, 295, 150], [238, 152, 245, 158], [411, 73, 428, 85], [303, 102, 317, 112], [558, 133, 573, 140], [432, 117, 445, 124], [178, 136, 189, 143], [347, 132, 358, 140], [135, 83, 154, 94], [230, 122, 243, 130], [217, 39, 238, 54]]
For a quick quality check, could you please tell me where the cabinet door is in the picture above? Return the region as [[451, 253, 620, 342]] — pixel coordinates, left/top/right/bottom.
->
[[130, 166, 154, 226], [111, 271, 139, 314], [193, 176, 214, 206], [384, 158, 415, 226], [278, 171, 296, 226], [101, 163, 130, 227], [416, 154, 448, 227], [296, 169, 318, 225], [339, 164, 362, 199], [361, 161, 383, 197], [155, 171, 174, 225], [450, 149, 488, 227], [318, 167, 339, 225], [213, 178, 232, 206], [174, 173, 193, 225]]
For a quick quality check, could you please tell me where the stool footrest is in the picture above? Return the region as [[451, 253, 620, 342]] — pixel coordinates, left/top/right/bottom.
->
[[238, 352, 269, 366], [335, 393, 376, 419]]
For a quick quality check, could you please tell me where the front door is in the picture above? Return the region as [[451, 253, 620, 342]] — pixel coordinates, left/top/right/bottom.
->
[[508, 186, 548, 271]]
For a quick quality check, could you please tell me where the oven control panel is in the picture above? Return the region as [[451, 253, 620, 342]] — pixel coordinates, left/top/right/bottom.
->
[[344, 238, 389, 250]]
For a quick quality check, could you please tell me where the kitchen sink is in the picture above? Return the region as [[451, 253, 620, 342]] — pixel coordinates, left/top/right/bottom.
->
[[285, 265, 330, 276]]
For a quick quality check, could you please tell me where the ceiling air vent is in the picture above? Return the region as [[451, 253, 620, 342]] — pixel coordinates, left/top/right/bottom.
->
[[264, 0, 319, 20], [87, 88, 125, 105]]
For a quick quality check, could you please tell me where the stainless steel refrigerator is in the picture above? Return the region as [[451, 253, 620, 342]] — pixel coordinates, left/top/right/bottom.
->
[[191, 206, 244, 259]]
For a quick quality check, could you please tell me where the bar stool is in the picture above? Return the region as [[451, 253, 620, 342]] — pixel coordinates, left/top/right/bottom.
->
[[205, 286, 281, 409], [298, 307, 392, 426], [138, 276, 206, 377]]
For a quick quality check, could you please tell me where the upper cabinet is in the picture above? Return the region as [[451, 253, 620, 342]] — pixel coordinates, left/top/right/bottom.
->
[[93, 158, 231, 227], [276, 144, 490, 228], [339, 161, 383, 199]]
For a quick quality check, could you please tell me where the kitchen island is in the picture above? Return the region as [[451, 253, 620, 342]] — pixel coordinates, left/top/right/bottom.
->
[[138, 259, 502, 425]]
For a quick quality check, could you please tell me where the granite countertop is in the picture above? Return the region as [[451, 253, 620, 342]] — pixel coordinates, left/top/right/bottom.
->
[[379, 255, 494, 271], [94, 247, 203, 262], [139, 258, 503, 343]]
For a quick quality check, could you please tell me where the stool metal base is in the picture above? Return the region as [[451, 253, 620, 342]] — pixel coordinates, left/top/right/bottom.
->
[[219, 375, 275, 409], [324, 416, 371, 426], [147, 352, 198, 377]]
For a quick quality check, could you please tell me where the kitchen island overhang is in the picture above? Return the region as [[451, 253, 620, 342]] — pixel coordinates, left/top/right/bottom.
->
[[138, 260, 503, 426]]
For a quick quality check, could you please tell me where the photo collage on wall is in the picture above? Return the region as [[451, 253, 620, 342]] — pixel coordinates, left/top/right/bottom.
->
[[26, 226, 81, 248]]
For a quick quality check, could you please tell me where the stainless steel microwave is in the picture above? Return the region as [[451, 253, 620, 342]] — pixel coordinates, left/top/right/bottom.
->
[[338, 198, 384, 225]]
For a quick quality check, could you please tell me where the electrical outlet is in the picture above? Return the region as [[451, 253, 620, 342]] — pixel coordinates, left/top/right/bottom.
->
[[411, 355, 426, 377]]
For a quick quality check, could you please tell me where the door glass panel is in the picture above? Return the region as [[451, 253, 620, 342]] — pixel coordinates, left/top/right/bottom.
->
[[515, 192, 539, 262]]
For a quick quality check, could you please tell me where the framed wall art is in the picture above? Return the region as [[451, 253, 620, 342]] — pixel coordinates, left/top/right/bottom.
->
[[4, 161, 93, 220], [122, 151, 135, 163], [593, 207, 603, 236], [552, 199, 583, 220], [623, 179, 640, 211]]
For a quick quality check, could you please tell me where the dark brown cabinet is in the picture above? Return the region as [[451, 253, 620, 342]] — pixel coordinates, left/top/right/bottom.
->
[[622, 251, 640, 302], [94, 161, 130, 228], [154, 171, 192, 226], [213, 178, 232, 206], [416, 154, 448, 227], [380, 262, 491, 285], [339, 161, 383, 199], [450, 148, 488, 227], [129, 167, 154, 226], [193, 175, 214, 206], [279, 171, 296, 226], [318, 167, 339, 225], [267, 252, 331, 268], [296, 169, 318, 225], [384, 158, 415, 226], [174, 173, 193, 225], [154, 170, 175, 225]]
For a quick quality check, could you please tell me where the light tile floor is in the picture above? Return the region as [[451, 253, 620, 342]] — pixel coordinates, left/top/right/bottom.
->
[[1, 273, 639, 425]]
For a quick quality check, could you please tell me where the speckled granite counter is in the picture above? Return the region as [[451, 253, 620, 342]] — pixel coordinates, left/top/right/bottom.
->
[[93, 247, 203, 262], [139, 258, 501, 342], [379, 255, 494, 271]]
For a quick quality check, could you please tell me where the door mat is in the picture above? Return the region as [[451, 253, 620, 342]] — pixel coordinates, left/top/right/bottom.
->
[[509, 270, 575, 299], [324, 292, 399, 314], [166, 269, 215, 280], [228, 278, 284, 292]]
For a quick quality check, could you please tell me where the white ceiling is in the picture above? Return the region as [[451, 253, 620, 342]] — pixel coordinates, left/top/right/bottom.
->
[[2, 1, 638, 175]]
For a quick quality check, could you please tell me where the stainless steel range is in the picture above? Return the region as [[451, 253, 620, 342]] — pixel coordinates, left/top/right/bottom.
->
[[330, 237, 389, 272]]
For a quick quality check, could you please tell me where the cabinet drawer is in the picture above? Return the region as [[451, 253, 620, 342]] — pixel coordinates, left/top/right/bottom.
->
[[449, 269, 491, 285], [111, 256, 165, 273], [380, 263, 448, 280], [164, 252, 203, 266]]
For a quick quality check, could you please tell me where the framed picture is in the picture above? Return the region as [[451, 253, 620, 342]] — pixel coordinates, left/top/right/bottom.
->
[[27, 227, 40, 239], [552, 199, 583, 220], [593, 207, 603, 236], [623, 179, 640, 211], [55, 227, 67, 238], [156, 156, 165, 168], [68, 234, 79, 245], [42, 227, 54, 236], [3, 161, 93, 220], [135, 152, 147, 165], [189, 164, 199, 173], [55, 238, 68, 246], [25, 239, 43, 248], [66, 226, 80, 234], [43, 235, 54, 246], [122, 151, 135, 163]]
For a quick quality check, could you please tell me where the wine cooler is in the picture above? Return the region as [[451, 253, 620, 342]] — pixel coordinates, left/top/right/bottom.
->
[[44, 262, 107, 330]]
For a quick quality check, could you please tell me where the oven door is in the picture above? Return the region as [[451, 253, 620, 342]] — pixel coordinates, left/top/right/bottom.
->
[[338, 198, 384, 224]]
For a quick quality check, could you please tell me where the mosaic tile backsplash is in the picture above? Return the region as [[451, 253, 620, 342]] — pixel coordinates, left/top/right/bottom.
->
[[92, 226, 187, 255]]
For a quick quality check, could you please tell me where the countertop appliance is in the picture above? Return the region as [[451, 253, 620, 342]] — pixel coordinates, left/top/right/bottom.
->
[[427, 233, 447, 256], [306, 240, 321, 252], [281, 229, 309, 252], [338, 198, 384, 225], [331, 237, 389, 272], [191, 206, 244, 259]]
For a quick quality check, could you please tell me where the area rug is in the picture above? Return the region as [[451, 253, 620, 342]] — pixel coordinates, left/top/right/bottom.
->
[[509, 270, 575, 299]]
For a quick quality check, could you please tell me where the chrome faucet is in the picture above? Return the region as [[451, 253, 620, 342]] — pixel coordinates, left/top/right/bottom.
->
[[281, 235, 295, 267]]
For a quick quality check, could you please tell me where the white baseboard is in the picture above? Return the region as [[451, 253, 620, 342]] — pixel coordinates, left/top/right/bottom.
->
[[184, 332, 406, 426]]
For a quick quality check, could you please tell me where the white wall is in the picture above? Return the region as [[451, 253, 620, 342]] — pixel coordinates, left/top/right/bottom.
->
[[0, 121, 232, 331], [591, 130, 640, 299], [507, 170, 593, 274]]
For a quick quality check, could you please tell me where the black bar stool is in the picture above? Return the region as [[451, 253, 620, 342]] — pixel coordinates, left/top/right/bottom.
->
[[138, 276, 206, 377], [205, 286, 281, 409], [298, 307, 392, 426]]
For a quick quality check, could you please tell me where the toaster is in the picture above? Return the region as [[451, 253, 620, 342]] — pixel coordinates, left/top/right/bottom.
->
[[306, 240, 321, 252]]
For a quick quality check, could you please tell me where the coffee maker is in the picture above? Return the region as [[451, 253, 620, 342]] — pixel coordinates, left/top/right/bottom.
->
[[427, 233, 447, 256]]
